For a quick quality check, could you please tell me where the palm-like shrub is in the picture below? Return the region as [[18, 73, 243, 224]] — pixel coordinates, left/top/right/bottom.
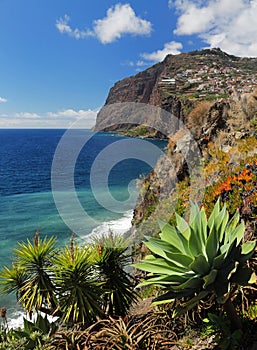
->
[[0, 233, 138, 327], [53, 245, 103, 326], [89, 233, 138, 317], [0, 236, 56, 315], [135, 200, 256, 328]]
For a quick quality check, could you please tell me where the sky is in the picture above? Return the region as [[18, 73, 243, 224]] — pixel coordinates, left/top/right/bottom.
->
[[1, 0, 257, 128]]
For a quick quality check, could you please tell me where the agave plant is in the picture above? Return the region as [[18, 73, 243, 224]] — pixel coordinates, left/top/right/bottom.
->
[[82, 312, 177, 350], [89, 233, 138, 317], [134, 200, 256, 329]]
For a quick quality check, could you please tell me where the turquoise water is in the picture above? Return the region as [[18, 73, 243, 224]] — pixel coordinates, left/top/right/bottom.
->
[[0, 129, 167, 319]]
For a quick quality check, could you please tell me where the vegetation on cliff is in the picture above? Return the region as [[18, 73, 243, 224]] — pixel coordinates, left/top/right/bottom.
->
[[1, 48, 257, 349]]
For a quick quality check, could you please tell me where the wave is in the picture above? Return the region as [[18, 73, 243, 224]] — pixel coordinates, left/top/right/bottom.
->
[[85, 210, 134, 240], [5, 310, 58, 330]]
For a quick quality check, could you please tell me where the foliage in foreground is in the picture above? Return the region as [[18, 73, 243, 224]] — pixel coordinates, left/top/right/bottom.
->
[[0, 233, 138, 326], [42, 312, 178, 350], [135, 200, 256, 328], [0, 313, 57, 350]]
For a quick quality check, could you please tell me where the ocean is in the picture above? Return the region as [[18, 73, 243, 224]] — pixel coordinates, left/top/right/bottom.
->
[[0, 128, 166, 327]]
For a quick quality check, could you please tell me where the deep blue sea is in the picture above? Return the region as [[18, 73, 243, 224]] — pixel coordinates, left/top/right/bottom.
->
[[0, 129, 166, 324]]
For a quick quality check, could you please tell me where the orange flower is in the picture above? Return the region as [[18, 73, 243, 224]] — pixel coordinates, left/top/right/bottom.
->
[[216, 181, 232, 194], [237, 169, 253, 182]]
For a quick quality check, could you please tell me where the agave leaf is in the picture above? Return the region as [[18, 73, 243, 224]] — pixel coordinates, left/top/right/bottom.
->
[[145, 238, 181, 255], [189, 254, 210, 275], [175, 213, 190, 240], [200, 207, 208, 241], [174, 290, 209, 316], [224, 210, 240, 244], [189, 212, 206, 256], [133, 260, 187, 275], [228, 222, 245, 247], [189, 202, 200, 224], [154, 288, 196, 303], [220, 242, 230, 256], [143, 273, 194, 284], [203, 269, 218, 288], [238, 241, 256, 265], [217, 206, 229, 243], [206, 222, 219, 264], [171, 275, 203, 291], [241, 241, 256, 255], [152, 298, 174, 306], [145, 252, 193, 273], [164, 252, 194, 268], [159, 222, 189, 254], [212, 252, 226, 269], [207, 198, 220, 228], [214, 260, 238, 298]]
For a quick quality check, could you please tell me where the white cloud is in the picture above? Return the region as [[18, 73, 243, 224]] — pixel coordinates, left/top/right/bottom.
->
[[0, 97, 7, 103], [171, 0, 257, 57], [141, 41, 183, 62], [56, 15, 94, 39], [0, 109, 97, 128], [56, 4, 152, 43], [93, 3, 152, 44], [15, 112, 41, 119]]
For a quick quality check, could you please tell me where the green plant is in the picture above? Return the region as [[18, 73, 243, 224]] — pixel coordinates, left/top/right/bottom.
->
[[0, 313, 57, 350], [134, 200, 256, 329], [0, 235, 56, 316], [85, 312, 177, 350], [0, 232, 139, 328], [89, 233, 138, 317], [53, 245, 103, 326], [203, 312, 242, 350]]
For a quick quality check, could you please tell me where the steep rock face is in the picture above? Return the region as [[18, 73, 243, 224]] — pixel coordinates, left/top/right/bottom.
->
[[105, 62, 164, 105], [93, 48, 257, 229], [94, 48, 257, 134], [132, 94, 257, 227]]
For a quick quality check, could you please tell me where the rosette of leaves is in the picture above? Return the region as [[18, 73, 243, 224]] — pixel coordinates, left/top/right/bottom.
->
[[134, 200, 256, 324]]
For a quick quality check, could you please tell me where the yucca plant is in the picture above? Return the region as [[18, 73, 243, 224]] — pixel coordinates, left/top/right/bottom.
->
[[89, 233, 138, 317], [134, 200, 256, 329], [53, 245, 104, 326], [0, 263, 28, 301], [0, 235, 57, 316]]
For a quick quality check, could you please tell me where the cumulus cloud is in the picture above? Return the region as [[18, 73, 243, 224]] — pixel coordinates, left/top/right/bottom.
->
[[0, 97, 7, 103], [56, 4, 152, 43], [171, 0, 257, 57], [93, 3, 152, 43], [141, 41, 183, 62], [0, 109, 97, 128]]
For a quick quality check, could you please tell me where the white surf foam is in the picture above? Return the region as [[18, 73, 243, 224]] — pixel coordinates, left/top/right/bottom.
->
[[86, 210, 133, 240], [4, 310, 58, 330]]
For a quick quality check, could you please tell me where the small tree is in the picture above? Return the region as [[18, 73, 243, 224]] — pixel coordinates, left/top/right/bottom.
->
[[0, 236, 56, 316], [134, 200, 256, 330], [53, 245, 104, 326], [89, 233, 138, 317]]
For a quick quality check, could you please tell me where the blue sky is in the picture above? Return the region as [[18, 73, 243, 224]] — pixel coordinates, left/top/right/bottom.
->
[[1, 0, 257, 128]]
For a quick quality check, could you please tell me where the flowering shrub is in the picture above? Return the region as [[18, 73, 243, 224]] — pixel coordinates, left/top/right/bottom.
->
[[204, 159, 257, 223]]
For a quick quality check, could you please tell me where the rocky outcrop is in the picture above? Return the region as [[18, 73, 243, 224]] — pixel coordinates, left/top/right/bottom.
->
[[132, 94, 257, 227], [94, 48, 257, 135], [93, 48, 257, 230]]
